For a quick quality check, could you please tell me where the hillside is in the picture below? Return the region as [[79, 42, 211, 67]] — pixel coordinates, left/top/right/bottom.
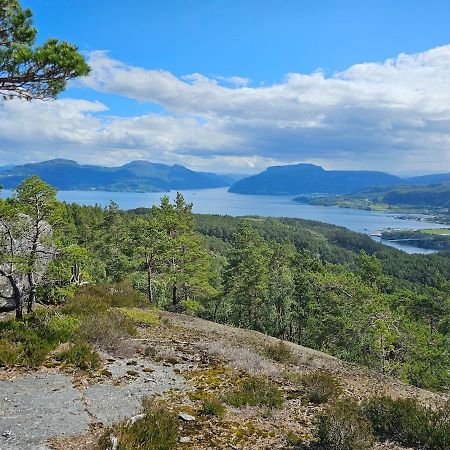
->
[[1, 176, 450, 449], [382, 182, 450, 208], [407, 172, 450, 185], [229, 163, 404, 195], [0, 307, 446, 450], [294, 181, 450, 211], [0, 159, 235, 192]]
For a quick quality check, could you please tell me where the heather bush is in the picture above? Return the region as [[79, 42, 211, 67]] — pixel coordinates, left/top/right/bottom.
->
[[362, 396, 450, 449], [316, 398, 374, 450], [225, 376, 283, 409]]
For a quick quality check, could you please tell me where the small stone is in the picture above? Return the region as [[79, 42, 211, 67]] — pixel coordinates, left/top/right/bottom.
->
[[178, 412, 196, 421], [179, 436, 191, 443], [2, 430, 12, 438], [128, 413, 145, 425]]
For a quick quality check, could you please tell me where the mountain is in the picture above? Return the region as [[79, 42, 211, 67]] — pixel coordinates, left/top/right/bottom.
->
[[407, 172, 450, 185], [0, 165, 15, 173], [0, 159, 235, 192], [229, 163, 404, 195]]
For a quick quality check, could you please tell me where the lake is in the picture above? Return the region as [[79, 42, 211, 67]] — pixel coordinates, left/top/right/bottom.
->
[[1, 187, 447, 254]]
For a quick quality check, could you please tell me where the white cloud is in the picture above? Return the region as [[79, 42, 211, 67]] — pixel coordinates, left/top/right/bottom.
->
[[3, 45, 450, 173]]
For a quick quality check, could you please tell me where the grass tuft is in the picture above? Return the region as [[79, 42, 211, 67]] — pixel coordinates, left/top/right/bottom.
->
[[225, 376, 283, 409], [98, 400, 178, 450], [57, 342, 101, 370], [200, 397, 226, 419], [264, 340, 295, 364]]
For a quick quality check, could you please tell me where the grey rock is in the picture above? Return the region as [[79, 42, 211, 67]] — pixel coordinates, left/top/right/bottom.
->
[[178, 412, 196, 421], [0, 359, 188, 449], [0, 215, 55, 312]]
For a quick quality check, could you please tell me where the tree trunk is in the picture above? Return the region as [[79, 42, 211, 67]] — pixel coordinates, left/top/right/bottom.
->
[[26, 286, 35, 313], [145, 253, 153, 305], [172, 285, 178, 307], [147, 269, 153, 305], [26, 272, 36, 313], [13, 284, 23, 320]]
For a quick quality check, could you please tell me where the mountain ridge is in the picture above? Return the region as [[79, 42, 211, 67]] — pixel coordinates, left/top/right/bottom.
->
[[229, 163, 406, 195], [0, 159, 237, 192]]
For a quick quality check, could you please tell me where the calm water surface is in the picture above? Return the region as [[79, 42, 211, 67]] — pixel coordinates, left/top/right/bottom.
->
[[2, 187, 447, 254]]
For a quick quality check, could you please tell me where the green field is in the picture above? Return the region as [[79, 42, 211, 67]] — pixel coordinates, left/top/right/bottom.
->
[[422, 228, 450, 235]]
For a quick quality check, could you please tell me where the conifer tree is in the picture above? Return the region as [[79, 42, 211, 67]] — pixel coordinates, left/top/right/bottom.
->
[[0, 0, 90, 100]]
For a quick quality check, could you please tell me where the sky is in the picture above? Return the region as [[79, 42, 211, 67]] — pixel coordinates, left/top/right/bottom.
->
[[2, 1, 450, 174]]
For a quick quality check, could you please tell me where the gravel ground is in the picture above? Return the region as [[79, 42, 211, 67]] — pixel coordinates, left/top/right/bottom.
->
[[0, 358, 186, 450]]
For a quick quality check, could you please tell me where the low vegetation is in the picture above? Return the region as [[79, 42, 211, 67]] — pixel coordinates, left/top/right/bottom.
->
[[224, 376, 284, 409], [264, 340, 295, 364], [97, 400, 178, 450], [299, 371, 341, 404], [1, 176, 450, 449], [298, 395, 450, 450], [0, 283, 144, 368], [200, 397, 226, 419], [362, 396, 450, 449], [57, 341, 101, 370], [314, 398, 375, 450]]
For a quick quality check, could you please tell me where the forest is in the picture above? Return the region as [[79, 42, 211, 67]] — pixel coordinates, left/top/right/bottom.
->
[[1, 176, 449, 392]]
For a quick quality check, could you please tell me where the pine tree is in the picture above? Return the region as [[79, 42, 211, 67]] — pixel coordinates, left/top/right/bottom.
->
[[0, 0, 90, 100], [224, 220, 270, 331], [150, 193, 215, 309]]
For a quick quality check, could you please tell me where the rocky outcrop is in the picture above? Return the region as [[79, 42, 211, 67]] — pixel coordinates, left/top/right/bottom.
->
[[0, 215, 54, 312]]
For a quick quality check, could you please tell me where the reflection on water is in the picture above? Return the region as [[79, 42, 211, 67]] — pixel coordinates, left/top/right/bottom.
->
[[1, 187, 447, 255], [370, 238, 437, 254]]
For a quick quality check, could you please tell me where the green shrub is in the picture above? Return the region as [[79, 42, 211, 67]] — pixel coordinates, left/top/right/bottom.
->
[[362, 396, 450, 449], [264, 340, 295, 364], [316, 398, 374, 450], [79, 309, 136, 351], [0, 338, 19, 366], [118, 308, 160, 326], [200, 397, 225, 418], [300, 371, 341, 404], [20, 333, 53, 366], [57, 342, 101, 370], [225, 377, 284, 409], [286, 431, 303, 446], [61, 291, 109, 317], [28, 309, 80, 343], [98, 400, 178, 450], [76, 282, 147, 309], [0, 319, 53, 366]]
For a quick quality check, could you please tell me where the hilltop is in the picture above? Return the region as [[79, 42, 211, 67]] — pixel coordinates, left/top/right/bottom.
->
[[0, 306, 446, 450]]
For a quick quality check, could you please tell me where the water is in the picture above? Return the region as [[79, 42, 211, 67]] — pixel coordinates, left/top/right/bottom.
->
[[2, 187, 447, 254]]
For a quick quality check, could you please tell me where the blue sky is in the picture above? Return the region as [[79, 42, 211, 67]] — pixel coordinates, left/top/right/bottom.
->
[[3, 0, 450, 173]]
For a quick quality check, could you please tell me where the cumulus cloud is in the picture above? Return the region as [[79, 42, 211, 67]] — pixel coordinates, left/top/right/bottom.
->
[[3, 45, 450, 172]]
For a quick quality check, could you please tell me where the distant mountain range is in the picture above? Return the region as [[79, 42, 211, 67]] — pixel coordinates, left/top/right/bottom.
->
[[228, 163, 450, 195], [1, 159, 450, 196], [0, 159, 239, 192], [0, 165, 15, 173]]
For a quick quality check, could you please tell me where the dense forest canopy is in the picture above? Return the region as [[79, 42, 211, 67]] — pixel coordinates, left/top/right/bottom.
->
[[1, 176, 450, 391]]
